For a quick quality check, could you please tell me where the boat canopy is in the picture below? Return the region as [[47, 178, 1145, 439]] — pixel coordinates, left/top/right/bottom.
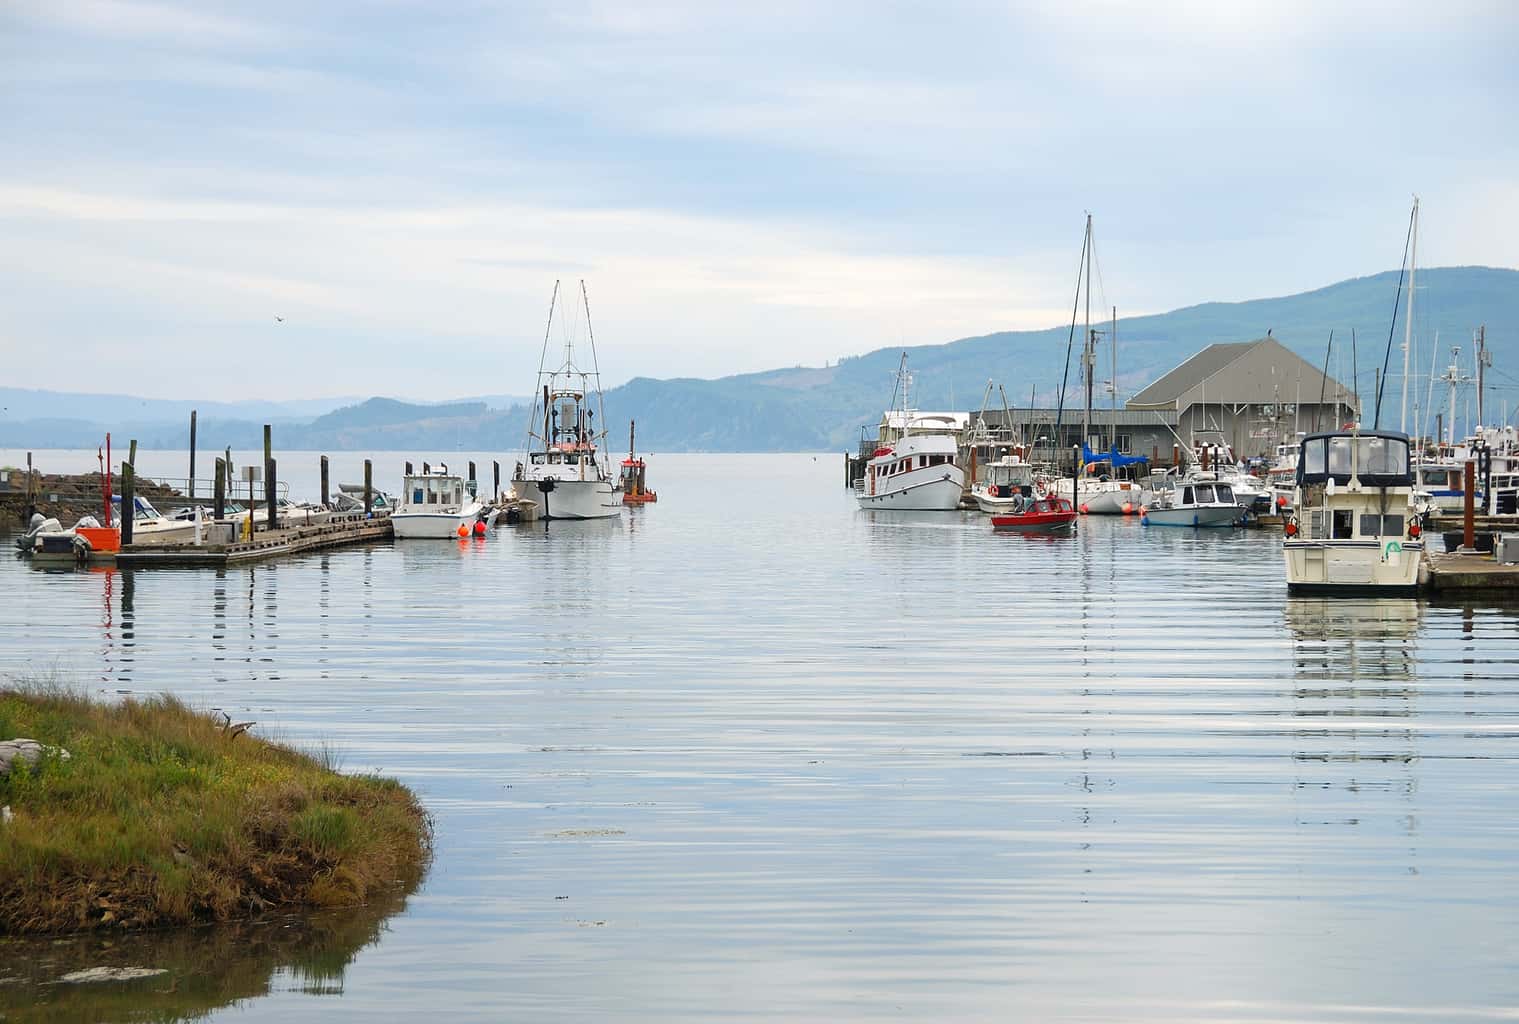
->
[[1296, 431, 1413, 488], [1082, 444, 1148, 469]]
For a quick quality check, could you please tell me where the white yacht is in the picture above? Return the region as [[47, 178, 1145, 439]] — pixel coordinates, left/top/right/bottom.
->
[[858, 356, 966, 511], [1141, 472, 1245, 528], [511, 280, 622, 521], [1283, 430, 1423, 595], [391, 468, 490, 539]]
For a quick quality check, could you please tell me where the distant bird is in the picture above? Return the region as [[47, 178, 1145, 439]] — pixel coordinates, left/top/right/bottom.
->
[[275, 315, 284, 323]]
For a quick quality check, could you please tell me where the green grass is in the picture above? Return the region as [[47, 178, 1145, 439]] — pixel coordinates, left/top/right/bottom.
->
[[0, 683, 431, 935]]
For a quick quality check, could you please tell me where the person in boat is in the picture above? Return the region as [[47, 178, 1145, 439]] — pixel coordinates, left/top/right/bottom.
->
[[1011, 492, 1028, 514]]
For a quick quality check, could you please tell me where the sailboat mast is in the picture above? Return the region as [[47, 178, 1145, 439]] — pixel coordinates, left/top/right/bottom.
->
[[1109, 305, 1117, 450], [1400, 196, 1418, 433], [1082, 214, 1093, 456]]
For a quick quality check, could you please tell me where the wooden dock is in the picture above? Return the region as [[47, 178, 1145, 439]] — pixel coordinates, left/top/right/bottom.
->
[[1423, 550, 1519, 595], [116, 513, 393, 569]]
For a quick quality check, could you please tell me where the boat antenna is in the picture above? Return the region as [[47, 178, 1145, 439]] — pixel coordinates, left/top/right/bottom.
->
[[1373, 198, 1417, 429], [525, 280, 560, 450], [1054, 216, 1090, 472], [581, 280, 609, 459], [1316, 329, 1334, 433]]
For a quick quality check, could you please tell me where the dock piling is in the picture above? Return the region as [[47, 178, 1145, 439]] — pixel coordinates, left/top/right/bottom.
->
[[493, 461, 500, 501], [214, 459, 226, 520], [468, 462, 477, 494], [320, 456, 330, 508], [120, 465, 135, 545], [266, 458, 278, 531], [128, 439, 137, 469], [405, 461, 413, 476], [188, 410, 197, 500], [364, 460, 373, 516], [1464, 461, 1476, 550]]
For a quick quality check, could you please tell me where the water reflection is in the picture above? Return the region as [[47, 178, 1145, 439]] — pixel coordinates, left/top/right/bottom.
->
[[0, 890, 413, 1023]]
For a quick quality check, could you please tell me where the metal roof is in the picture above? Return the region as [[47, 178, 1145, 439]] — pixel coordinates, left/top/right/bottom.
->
[[1126, 337, 1356, 412], [1126, 341, 1259, 408]]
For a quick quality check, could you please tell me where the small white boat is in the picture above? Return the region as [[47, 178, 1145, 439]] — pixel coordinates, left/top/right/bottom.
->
[[971, 455, 1044, 513], [391, 468, 490, 539], [1283, 430, 1424, 594], [1141, 472, 1246, 528], [1079, 478, 1149, 516], [511, 280, 623, 521], [114, 495, 198, 545]]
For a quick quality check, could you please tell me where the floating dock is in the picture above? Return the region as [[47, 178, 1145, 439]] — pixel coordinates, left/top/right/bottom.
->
[[115, 513, 392, 569], [1422, 549, 1519, 595]]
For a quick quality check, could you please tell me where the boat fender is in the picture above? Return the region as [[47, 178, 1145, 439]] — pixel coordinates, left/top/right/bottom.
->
[[1121, 502, 1133, 515], [1284, 519, 1298, 537]]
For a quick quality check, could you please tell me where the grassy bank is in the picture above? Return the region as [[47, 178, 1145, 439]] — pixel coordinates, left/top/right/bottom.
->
[[0, 686, 430, 935]]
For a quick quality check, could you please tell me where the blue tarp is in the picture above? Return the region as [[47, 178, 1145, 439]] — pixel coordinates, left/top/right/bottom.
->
[[1083, 444, 1149, 469]]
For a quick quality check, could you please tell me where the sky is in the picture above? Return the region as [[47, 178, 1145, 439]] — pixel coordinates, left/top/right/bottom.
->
[[1, 0, 1516, 401]]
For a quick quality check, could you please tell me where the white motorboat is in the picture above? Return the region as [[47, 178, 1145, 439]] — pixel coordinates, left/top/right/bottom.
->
[[511, 281, 622, 521], [1265, 441, 1300, 513], [113, 495, 198, 545], [858, 356, 966, 511], [971, 455, 1046, 513], [1141, 472, 1246, 528], [1080, 480, 1149, 516], [391, 468, 490, 539], [1283, 430, 1424, 594]]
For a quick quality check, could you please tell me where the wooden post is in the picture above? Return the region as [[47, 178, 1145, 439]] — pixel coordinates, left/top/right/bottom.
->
[[405, 461, 413, 476], [188, 409, 197, 499], [1172, 443, 1180, 469], [468, 461, 477, 488], [128, 439, 137, 469], [24, 451, 34, 519], [493, 461, 501, 501], [266, 457, 278, 531], [423, 461, 430, 475], [320, 456, 330, 508], [263, 424, 272, 466], [1464, 461, 1476, 551], [364, 460, 373, 516], [120, 465, 135, 546], [213, 458, 226, 520]]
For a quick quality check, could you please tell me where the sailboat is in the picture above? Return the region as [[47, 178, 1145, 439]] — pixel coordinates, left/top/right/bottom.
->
[[511, 281, 623, 520]]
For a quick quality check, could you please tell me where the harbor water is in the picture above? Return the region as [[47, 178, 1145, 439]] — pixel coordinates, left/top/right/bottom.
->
[[3, 451, 1519, 1021]]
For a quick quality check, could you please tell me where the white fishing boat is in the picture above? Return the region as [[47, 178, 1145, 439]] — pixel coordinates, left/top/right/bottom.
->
[[971, 454, 1045, 513], [1283, 430, 1424, 594], [391, 467, 490, 539], [511, 281, 622, 521], [1141, 472, 1246, 528], [858, 355, 966, 511], [113, 495, 198, 545]]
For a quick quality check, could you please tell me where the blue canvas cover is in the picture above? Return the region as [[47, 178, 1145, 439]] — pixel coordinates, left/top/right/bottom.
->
[[1083, 444, 1149, 469]]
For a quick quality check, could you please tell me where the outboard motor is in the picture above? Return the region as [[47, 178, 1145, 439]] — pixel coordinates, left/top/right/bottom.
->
[[14, 513, 63, 552]]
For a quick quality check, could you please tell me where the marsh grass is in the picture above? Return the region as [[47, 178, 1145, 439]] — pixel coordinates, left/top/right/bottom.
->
[[0, 683, 430, 935]]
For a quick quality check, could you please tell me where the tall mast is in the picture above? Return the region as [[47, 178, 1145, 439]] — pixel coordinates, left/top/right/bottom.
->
[[1476, 325, 1490, 428], [1109, 305, 1117, 450], [1400, 196, 1418, 433], [1082, 213, 1093, 456]]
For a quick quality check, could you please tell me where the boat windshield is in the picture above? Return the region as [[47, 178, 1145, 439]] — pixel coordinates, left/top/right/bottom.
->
[[1194, 484, 1215, 503], [1215, 484, 1235, 503], [1298, 432, 1413, 487]]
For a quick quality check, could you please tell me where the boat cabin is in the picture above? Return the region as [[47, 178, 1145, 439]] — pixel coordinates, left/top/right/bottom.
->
[[403, 472, 467, 510], [1292, 431, 1418, 544], [1176, 480, 1236, 507], [1295, 431, 1413, 489]]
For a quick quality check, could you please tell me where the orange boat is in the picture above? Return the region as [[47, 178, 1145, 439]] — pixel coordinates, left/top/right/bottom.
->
[[620, 419, 657, 505]]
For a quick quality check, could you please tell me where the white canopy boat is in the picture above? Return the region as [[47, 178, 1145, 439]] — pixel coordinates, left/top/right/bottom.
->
[[511, 281, 622, 521], [1283, 430, 1424, 594], [392, 467, 490, 539], [1141, 472, 1246, 528]]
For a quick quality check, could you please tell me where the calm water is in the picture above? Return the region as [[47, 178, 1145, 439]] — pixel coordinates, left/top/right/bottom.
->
[[3, 451, 1519, 1022]]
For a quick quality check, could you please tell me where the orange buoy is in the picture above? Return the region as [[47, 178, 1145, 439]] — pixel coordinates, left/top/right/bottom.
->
[[473, 520, 486, 535], [457, 524, 469, 537], [1079, 503, 1089, 514]]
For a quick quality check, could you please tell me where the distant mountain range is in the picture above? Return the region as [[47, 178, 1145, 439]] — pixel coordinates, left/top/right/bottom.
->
[[3, 266, 1514, 453]]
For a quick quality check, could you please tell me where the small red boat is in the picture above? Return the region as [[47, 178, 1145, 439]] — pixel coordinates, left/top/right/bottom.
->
[[990, 495, 1078, 534]]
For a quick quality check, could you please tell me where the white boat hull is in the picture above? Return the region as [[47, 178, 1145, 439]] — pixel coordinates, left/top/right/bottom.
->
[[973, 491, 1028, 514], [858, 469, 965, 511], [513, 478, 621, 520], [1284, 539, 1423, 594], [391, 511, 479, 539], [1142, 505, 1244, 528], [1082, 487, 1149, 516], [127, 520, 198, 546]]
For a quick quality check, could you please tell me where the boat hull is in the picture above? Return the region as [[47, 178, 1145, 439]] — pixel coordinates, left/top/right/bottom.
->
[[1142, 506, 1244, 528], [1283, 539, 1423, 594], [990, 512, 1077, 533], [858, 471, 965, 511], [1082, 487, 1148, 516], [513, 478, 622, 520], [391, 512, 477, 539]]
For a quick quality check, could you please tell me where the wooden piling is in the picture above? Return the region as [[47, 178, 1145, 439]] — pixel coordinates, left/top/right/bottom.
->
[[364, 460, 373, 516], [24, 451, 34, 520], [262, 424, 272, 466], [128, 439, 137, 469], [468, 461, 477, 489], [188, 410, 197, 499], [1464, 461, 1476, 550], [493, 461, 500, 501], [266, 458, 278, 531], [320, 456, 330, 508], [120, 465, 135, 545], [423, 461, 430, 475], [213, 458, 226, 520]]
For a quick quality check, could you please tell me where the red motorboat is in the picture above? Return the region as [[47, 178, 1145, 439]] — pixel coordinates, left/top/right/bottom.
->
[[990, 495, 1078, 533]]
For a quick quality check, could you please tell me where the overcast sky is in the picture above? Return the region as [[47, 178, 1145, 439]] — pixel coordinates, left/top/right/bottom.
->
[[2, 1, 1515, 401]]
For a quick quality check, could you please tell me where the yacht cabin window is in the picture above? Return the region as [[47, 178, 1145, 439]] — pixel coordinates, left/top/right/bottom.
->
[[1215, 484, 1234, 503], [1182, 486, 1194, 504], [1194, 484, 1214, 503]]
